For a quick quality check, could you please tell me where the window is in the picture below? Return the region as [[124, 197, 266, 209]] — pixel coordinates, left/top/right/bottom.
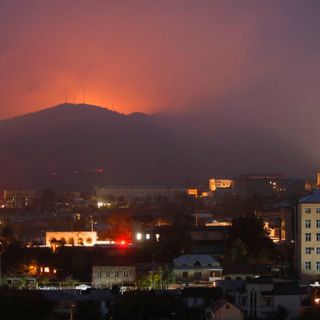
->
[[317, 247, 320, 254], [182, 271, 188, 278], [97, 270, 102, 278], [105, 271, 110, 277], [317, 208, 320, 213], [317, 220, 320, 228], [123, 270, 129, 277], [305, 220, 311, 228], [317, 233, 320, 241], [115, 270, 120, 277], [305, 247, 312, 254], [305, 208, 312, 214], [306, 233, 311, 242], [317, 262, 320, 271], [305, 261, 311, 270]]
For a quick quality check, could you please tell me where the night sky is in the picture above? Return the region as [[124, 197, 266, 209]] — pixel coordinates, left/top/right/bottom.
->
[[1, 1, 320, 174]]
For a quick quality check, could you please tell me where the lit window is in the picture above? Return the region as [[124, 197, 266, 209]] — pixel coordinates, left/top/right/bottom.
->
[[305, 261, 311, 270], [305, 208, 312, 214], [305, 220, 311, 228], [306, 233, 311, 242], [146, 233, 150, 240], [155, 234, 160, 242], [44, 267, 50, 273], [136, 233, 142, 241], [305, 247, 312, 254]]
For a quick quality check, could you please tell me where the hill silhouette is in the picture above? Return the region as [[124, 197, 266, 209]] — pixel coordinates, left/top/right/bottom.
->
[[0, 103, 311, 190]]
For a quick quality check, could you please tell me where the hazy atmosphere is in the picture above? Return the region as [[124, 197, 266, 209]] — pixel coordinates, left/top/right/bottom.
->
[[1, 0, 320, 179]]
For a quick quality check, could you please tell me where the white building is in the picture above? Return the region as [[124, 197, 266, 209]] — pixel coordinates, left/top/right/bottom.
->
[[296, 190, 320, 280], [45, 231, 97, 247], [173, 254, 223, 285], [236, 278, 308, 319], [95, 185, 185, 204]]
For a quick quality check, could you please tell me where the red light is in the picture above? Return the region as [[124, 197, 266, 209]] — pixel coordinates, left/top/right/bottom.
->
[[120, 240, 126, 245]]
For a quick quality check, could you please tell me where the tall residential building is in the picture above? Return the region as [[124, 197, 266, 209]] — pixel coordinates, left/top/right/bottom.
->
[[296, 190, 320, 280]]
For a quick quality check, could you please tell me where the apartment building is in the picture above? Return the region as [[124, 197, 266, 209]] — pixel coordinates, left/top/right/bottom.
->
[[297, 190, 320, 280]]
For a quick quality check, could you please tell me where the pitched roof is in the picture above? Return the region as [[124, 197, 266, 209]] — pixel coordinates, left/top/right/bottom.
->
[[299, 190, 320, 203], [213, 298, 243, 313], [173, 254, 222, 269]]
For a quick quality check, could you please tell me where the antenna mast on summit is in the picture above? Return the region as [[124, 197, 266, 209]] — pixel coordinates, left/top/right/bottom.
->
[[64, 88, 69, 103], [82, 86, 86, 104]]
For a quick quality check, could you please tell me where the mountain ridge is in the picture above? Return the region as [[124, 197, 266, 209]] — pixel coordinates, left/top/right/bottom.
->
[[0, 103, 313, 190]]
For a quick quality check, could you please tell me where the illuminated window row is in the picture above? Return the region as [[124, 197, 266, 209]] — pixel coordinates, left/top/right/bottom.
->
[[305, 247, 320, 254], [305, 220, 320, 228], [305, 233, 320, 241], [305, 208, 320, 214], [305, 261, 320, 271]]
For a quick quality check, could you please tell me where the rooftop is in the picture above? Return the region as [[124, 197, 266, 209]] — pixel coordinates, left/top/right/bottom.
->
[[173, 254, 222, 269], [299, 190, 320, 203]]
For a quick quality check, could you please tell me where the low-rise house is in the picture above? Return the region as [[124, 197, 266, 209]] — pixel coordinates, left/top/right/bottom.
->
[[42, 289, 112, 318], [206, 298, 244, 320], [236, 277, 308, 319], [92, 264, 136, 289], [173, 254, 223, 285], [215, 280, 245, 299]]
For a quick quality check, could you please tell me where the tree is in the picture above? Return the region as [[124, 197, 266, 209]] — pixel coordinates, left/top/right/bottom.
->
[[227, 214, 276, 263], [137, 267, 175, 290], [229, 238, 248, 263], [273, 305, 289, 320], [104, 210, 132, 241], [154, 214, 193, 260]]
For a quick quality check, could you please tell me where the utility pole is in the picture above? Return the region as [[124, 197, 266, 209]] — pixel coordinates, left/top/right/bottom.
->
[[90, 215, 94, 231]]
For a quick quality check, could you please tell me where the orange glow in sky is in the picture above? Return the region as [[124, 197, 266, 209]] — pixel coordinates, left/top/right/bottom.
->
[[0, 1, 320, 123]]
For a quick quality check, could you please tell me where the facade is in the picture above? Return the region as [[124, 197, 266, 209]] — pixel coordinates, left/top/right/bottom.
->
[[209, 179, 233, 192], [95, 185, 185, 204], [236, 278, 308, 319], [232, 175, 289, 198], [207, 298, 244, 320], [3, 189, 36, 209], [257, 205, 294, 244], [92, 265, 136, 288], [45, 231, 97, 247], [173, 254, 223, 285], [297, 190, 320, 280]]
